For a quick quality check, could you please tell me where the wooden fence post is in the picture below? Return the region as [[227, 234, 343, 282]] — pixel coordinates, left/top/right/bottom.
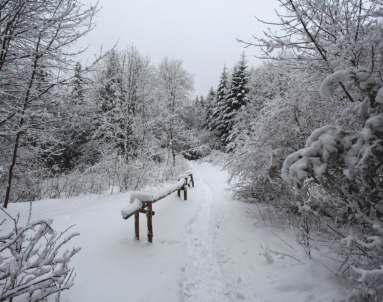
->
[[190, 174, 194, 188], [134, 212, 140, 240], [183, 186, 187, 201], [147, 202, 153, 243]]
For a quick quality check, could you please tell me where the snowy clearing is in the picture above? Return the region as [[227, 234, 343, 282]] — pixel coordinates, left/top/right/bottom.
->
[[3, 162, 348, 302]]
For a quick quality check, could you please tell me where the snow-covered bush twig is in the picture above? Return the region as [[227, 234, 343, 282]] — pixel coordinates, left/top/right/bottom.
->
[[0, 208, 80, 302]]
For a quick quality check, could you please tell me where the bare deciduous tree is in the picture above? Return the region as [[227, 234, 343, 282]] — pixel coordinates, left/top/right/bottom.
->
[[0, 0, 97, 208], [158, 58, 193, 167]]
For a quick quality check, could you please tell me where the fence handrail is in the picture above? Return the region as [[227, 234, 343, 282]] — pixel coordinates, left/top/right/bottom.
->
[[121, 171, 194, 242], [121, 178, 186, 219]]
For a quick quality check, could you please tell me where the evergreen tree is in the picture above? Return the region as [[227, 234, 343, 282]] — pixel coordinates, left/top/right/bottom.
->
[[94, 51, 136, 159], [36, 62, 96, 172], [97, 50, 124, 112], [209, 66, 229, 140], [72, 62, 85, 105], [203, 88, 216, 129], [223, 54, 250, 150]]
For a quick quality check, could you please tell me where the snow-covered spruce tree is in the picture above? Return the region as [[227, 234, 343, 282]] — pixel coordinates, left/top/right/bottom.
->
[[36, 61, 98, 175], [208, 66, 230, 145], [203, 88, 216, 130], [0, 208, 80, 301], [223, 55, 250, 151], [93, 50, 137, 160], [72, 62, 86, 105]]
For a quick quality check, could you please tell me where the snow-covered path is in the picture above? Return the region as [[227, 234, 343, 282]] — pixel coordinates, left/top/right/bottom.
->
[[3, 162, 347, 302]]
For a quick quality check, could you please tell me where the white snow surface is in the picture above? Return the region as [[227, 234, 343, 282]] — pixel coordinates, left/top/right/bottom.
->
[[3, 162, 348, 302]]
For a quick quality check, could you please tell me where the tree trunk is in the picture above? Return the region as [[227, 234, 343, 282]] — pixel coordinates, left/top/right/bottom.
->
[[3, 36, 41, 208], [171, 138, 176, 167], [3, 132, 22, 208], [169, 89, 176, 167]]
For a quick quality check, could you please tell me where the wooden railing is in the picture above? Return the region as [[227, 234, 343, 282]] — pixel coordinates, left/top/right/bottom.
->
[[121, 171, 194, 243]]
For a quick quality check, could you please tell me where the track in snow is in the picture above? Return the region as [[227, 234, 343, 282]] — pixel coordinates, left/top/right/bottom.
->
[[181, 163, 228, 302], [183, 162, 347, 302]]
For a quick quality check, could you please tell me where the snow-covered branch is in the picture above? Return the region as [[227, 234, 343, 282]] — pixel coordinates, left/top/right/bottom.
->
[[0, 210, 80, 301]]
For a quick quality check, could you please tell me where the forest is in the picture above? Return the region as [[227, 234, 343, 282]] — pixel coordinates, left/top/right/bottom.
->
[[0, 0, 383, 301]]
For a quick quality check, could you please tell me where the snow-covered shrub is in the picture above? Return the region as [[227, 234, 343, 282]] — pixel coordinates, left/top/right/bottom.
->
[[0, 209, 80, 301], [227, 64, 296, 201], [37, 151, 189, 200], [227, 63, 341, 207], [0, 166, 45, 204], [283, 66, 383, 298]]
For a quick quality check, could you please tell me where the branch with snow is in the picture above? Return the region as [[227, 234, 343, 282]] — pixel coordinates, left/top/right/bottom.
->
[[320, 69, 354, 99], [0, 209, 80, 302], [282, 112, 383, 187], [352, 265, 383, 285]]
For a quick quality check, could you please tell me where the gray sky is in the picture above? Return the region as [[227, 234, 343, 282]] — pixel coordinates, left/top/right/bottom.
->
[[80, 0, 278, 95]]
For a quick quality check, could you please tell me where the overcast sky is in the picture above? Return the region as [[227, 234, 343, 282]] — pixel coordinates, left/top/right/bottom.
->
[[80, 0, 278, 95]]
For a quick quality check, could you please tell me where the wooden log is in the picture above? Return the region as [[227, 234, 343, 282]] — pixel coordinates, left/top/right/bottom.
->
[[147, 202, 153, 243], [134, 212, 140, 240]]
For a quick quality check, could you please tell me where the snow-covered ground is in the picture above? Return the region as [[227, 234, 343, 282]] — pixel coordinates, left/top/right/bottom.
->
[[3, 162, 348, 302]]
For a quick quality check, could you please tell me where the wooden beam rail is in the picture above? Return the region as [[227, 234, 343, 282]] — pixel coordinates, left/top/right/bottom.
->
[[121, 172, 194, 243]]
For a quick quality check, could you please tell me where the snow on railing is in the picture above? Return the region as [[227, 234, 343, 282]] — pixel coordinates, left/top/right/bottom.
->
[[121, 171, 194, 243], [121, 179, 186, 220]]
